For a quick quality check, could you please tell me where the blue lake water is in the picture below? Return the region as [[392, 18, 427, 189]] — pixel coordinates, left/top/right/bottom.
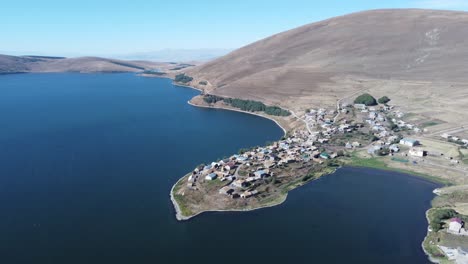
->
[[0, 73, 437, 263]]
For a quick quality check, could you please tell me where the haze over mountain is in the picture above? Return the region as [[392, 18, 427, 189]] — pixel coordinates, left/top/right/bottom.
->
[[114, 49, 232, 62], [0, 55, 165, 74], [188, 9, 468, 126]]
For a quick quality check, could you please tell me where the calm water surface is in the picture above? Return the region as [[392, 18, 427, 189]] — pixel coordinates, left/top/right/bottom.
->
[[0, 73, 437, 263]]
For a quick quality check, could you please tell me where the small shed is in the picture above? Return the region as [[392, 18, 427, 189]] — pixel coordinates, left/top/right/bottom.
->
[[205, 173, 218, 181]]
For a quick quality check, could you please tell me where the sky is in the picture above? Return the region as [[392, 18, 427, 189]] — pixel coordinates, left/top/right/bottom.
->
[[2, 0, 468, 57]]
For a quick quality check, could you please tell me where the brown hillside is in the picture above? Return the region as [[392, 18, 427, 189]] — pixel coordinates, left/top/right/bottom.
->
[[188, 9, 468, 127], [0, 55, 163, 73]]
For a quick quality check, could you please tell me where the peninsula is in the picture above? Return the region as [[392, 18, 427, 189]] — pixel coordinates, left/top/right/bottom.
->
[[166, 9, 468, 263]]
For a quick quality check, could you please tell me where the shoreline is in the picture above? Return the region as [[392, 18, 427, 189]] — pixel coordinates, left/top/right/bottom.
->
[[187, 100, 288, 137], [159, 75, 454, 263], [171, 166, 339, 221], [142, 75, 289, 136]]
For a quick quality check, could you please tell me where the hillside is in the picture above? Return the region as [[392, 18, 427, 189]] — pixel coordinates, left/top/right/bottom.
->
[[187, 9, 468, 128], [0, 55, 164, 74]]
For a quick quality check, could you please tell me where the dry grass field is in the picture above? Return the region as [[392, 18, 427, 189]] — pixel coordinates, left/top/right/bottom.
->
[[185, 9, 468, 131]]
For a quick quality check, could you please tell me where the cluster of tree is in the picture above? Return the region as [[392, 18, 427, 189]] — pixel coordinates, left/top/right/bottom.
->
[[202, 95, 291, 116], [224, 98, 266, 112], [354, 93, 377, 106], [264, 106, 291, 116], [142, 70, 165, 76], [378, 96, 391, 104], [429, 209, 459, 232], [174, 74, 193, 84], [224, 98, 291, 116], [203, 94, 224, 104]]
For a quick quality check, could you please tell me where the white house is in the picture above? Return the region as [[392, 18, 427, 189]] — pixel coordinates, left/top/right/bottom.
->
[[389, 144, 400, 153], [441, 133, 451, 139], [354, 104, 367, 110], [449, 218, 463, 233], [205, 173, 217, 181], [400, 138, 420, 147], [409, 148, 427, 157]]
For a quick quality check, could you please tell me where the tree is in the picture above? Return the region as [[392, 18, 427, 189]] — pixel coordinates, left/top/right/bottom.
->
[[378, 96, 391, 104], [174, 74, 193, 84], [354, 93, 377, 106]]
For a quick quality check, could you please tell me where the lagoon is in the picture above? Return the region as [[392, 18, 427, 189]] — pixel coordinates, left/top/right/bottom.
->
[[0, 73, 436, 263]]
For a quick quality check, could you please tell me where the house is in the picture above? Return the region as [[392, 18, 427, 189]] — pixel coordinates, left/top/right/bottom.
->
[[354, 104, 367, 110], [449, 218, 463, 233], [389, 144, 400, 153], [441, 133, 451, 139], [345, 142, 353, 149], [232, 179, 247, 188], [368, 145, 382, 154], [400, 138, 420, 147], [205, 173, 217, 181], [409, 148, 427, 157], [224, 161, 237, 171], [254, 170, 268, 178], [241, 190, 259, 199], [352, 142, 361, 148], [246, 177, 257, 183], [219, 186, 234, 195]]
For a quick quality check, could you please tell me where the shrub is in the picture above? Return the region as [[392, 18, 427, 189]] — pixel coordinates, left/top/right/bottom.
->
[[378, 96, 391, 104], [199, 81, 208, 85], [203, 95, 224, 104], [354, 93, 377, 106], [174, 74, 193, 84]]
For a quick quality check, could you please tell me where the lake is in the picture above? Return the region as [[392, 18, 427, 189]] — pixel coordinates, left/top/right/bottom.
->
[[0, 73, 437, 263]]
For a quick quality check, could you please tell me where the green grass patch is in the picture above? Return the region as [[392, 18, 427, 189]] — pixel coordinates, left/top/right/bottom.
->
[[421, 121, 441, 128], [422, 231, 449, 262], [347, 155, 452, 186], [173, 194, 193, 217], [391, 157, 409, 163]]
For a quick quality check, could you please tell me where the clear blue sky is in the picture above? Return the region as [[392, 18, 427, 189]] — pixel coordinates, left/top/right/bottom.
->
[[2, 0, 468, 56]]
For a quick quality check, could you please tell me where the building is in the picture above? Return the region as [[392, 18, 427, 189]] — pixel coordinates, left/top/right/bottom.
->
[[449, 218, 463, 233], [400, 138, 420, 147], [241, 190, 259, 199], [367, 145, 382, 155], [441, 133, 451, 139], [389, 144, 400, 153], [224, 161, 236, 171], [219, 186, 234, 195], [205, 173, 217, 181], [409, 148, 427, 157], [354, 104, 367, 110], [254, 170, 267, 178], [232, 179, 247, 188], [320, 152, 330, 159]]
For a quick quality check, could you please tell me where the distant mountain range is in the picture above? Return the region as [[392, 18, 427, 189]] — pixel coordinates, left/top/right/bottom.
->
[[113, 49, 232, 62], [0, 55, 167, 74]]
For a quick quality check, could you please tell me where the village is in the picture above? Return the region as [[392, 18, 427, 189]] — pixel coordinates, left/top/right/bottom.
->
[[171, 92, 468, 263], [172, 94, 457, 217]]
